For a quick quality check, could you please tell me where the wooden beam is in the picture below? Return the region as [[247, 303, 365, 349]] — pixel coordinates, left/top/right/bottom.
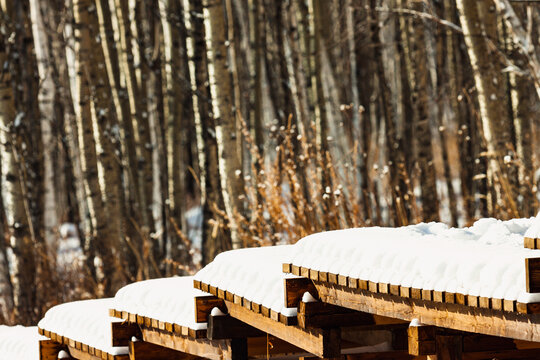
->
[[313, 281, 540, 342], [194, 296, 226, 323], [463, 348, 540, 359], [524, 237, 537, 249], [112, 322, 142, 346], [436, 335, 462, 360], [408, 326, 436, 356], [247, 336, 305, 357], [297, 301, 375, 329], [284, 277, 318, 308], [526, 257, 540, 293], [139, 325, 236, 360], [225, 300, 341, 358], [40, 340, 65, 360], [207, 314, 265, 340], [129, 340, 204, 360]]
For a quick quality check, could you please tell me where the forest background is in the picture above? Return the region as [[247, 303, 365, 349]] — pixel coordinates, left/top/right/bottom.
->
[[0, 0, 539, 325]]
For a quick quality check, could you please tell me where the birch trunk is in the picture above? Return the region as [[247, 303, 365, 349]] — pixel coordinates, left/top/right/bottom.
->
[[205, 0, 244, 249], [0, 3, 36, 323]]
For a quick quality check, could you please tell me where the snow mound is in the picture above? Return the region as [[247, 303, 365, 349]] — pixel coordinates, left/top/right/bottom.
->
[[194, 246, 299, 317], [38, 298, 128, 355], [286, 218, 540, 303], [0, 326, 46, 360], [525, 212, 540, 239], [112, 276, 208, 330]]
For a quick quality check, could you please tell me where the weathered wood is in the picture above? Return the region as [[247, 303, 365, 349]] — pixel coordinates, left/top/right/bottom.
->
[[436, 335, 462, 360], [408, 326, 436, 356], [194, 296, 226, 323], [314, 281, 540, 342], [284, 277, 318, 308], [297, 301, 374, 329], [139, 326, 233, 360], [112, 322, 141, 346], [207, 314, 265, 340], [526, 257, 540, 293], [225, 300, 341, 358], [40, 340, 65, 360], [129, 340, 203, 360]]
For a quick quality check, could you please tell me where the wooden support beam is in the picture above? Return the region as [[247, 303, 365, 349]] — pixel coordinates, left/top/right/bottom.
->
[[194, 296, 226, 323], [526, 257, 540, 293], [40, 340, 66, 360], [247, 336, 305, 357], [408, 326, 436, 356], [139, 326, 236, 360], [298, 301, 375, 329], [463, 348, 540, 359], [313, 281, 540, 343], [225, 300, 341, 358], [436, 335, 462, 360], [129, 340, 204, 360], [207, 314, 265, 340], [112, 322, 142, 346], [284, 277, 318, 308]]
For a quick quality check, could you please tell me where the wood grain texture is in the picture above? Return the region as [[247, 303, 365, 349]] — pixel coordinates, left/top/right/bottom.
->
[[225, 300, 341, 358], [314, 281, 540, 342]]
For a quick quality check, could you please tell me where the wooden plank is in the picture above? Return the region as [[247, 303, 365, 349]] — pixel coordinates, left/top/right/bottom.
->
[[282, 263, 292, 273], [526, 257, 540, 293], [467, 295, 478, 308], [40, 340, 65, 360], [225, 300, 341, 358], [194, 296, 226, 323], [390, 285, 400, 296], [297, 301, 374, 329], [207, 314, 264, 340], [313, 281, 540, 342], [129, 340, 203, 360], [524, 237, 536, 249], [479, 297, 490, 309], [112, 322, 141, 347], [139, 326, 233, 360], [284, 277, 318, 308]]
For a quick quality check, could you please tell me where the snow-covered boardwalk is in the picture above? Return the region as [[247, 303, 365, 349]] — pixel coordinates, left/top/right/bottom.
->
[[21, 215, 540, 359]]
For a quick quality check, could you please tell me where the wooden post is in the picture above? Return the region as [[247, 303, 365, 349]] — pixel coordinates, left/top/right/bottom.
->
[[39, 340, 64, 360], [230, 338, 248, 360], [526, 257, 540, 293], [435, 335, 462, 360]]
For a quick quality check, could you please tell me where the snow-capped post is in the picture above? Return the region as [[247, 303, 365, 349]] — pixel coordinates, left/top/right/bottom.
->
[[284, 277, 318, 308]]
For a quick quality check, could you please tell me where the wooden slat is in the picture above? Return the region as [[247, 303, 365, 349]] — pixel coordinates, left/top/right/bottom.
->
[[284, 277, 318, 308], [524, 237, 537, 249], [225, 300, 341, 358], [314, 281, 540, 342]]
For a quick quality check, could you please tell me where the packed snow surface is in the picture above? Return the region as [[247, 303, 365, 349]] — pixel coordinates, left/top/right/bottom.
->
[[286, 218, 540, 303], [524, 212, 540, 239], [112, 276, 209, 330], [38, 298, 128, 355], [0, 326, 46, 360], [194, 245, 299, 316]]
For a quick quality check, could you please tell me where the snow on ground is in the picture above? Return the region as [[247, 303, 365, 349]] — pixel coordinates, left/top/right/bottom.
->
[[286, 217, 540, 303], [112, 276, 209, 330], [194, 245, 299, 317], [38, 298, 128, 355], [0, 326, 46, 360]]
